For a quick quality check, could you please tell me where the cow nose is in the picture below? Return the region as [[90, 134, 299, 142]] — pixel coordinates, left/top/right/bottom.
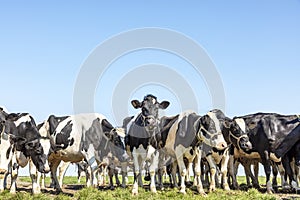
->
[[43, 165, 50, 173], [216, 142, 227, 150], [145, 117, 155, 126]]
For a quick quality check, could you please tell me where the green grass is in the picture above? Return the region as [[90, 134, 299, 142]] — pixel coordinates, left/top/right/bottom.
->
[[3, 176, 281, 200]]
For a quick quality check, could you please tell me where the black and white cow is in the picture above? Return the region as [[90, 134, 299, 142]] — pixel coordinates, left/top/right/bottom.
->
[[39, 113, 129, 192], [198, 109, 252, 191], [234, 113, 300, 193], [126, 94, 170, 195], [157, 110, 228, 195], [0, 107, 50, 194]]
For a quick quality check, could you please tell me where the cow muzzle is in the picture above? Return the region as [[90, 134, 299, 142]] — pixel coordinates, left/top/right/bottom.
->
[[145, 116, 156, 126], [240, 141, 252, 152], [216, 141, 228, 150]]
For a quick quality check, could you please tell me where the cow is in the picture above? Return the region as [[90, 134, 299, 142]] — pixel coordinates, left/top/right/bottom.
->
[[198, 109, 252, 191], [155, 110, 228, 195], [126, 94, 170, 195], [233, 113, 300, 193], [39, 113, 129, 192], [0, 107, 50, 194]]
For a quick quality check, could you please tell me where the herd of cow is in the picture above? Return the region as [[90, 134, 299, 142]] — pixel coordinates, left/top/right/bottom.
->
[[1, 94, 300, 196]]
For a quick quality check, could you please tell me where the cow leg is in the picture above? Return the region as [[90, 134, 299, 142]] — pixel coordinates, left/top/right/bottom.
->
[[114, 168, 120, 186], [132, 149, 143, 195], [50, 159, 62, 192], [220, 151, 230, 191], [120, 162, 128, 188], [262, 153, 273, 194], [10, 156, 19, 194], [206, 155, 217, 192], [228, 156, 239, 189], [0, 171, 8, 192], [148, 151, 159, 193], [277, 163, 288, 189], [38, 173, 46, 190], [157, 153, 165, 190], [193, 149, 206, 196], [177, 158, 187, 194], [252, 161, 260, 188], [29, 160, 41, 194], [108, 165, 115, 190], [171, 160, 178, 188], [282, 155, 298, 190], [58, 161, 69, 188], [271, 162, 279, 191]]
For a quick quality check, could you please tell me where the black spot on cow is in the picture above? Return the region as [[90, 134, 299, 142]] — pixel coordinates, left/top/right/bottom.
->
[[174, 113, 201, 148], [55, 120, 73, 149]]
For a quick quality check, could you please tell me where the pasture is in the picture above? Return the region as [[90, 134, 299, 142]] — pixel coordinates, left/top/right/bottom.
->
[[1, 176, 299, 200]]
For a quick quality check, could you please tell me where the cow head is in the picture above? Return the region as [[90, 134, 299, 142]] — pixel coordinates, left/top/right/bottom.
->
[[131, 94, 170, 129], [196, 111, 227, 151], [225, 117, 252, 152], [107, 127, 129, 162]]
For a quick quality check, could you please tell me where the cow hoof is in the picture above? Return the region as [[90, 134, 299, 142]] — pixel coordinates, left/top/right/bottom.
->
[[197, 187, 206, 196], [224, 186, 230, 191], [179, 189, 186, 194], [132, 188, 138, 196], [267, 190, 273, 194], [120, 184, 126, 189], [109, 186, 115, 190], [150, 186, 157, 193]]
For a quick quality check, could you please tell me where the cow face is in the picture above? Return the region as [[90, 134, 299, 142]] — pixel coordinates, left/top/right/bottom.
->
[[227, 118, 252, 152], [108, 128, 129, 162], [25, 137, 49, 173], [198, 112, 227, 151], [131, 94, 170, 128]]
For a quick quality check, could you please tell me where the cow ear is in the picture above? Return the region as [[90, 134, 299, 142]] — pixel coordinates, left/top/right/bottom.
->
[[159, 101, 170, 109], [7, 113, 18, 121], [131, 100, 142, 109], [223, 118, 231, 129]]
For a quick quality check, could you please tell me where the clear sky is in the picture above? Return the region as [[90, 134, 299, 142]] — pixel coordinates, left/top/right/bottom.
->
[[1, 1, 300, 175]]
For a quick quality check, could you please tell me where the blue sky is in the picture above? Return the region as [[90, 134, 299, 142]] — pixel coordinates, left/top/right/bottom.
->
[[1, 1, 300, 125], [1, 0, 300, 176]]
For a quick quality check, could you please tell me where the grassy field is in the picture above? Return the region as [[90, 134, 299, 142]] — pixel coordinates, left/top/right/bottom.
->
[[0, 176, 292, 200]]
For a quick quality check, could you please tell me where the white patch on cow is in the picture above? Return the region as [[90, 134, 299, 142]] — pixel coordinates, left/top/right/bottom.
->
[[14, 114, 31, 127], [38, 121, 49, 137], [207, 112, 222, 133], [146, 145, 156, 160], [270, 153, 281, 162], [152, 98, 156, 104], [0, 134, 13, 173], [178, 110, 195, 122], [234, 118, 246, 133], [115, 127, 125, 138]]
